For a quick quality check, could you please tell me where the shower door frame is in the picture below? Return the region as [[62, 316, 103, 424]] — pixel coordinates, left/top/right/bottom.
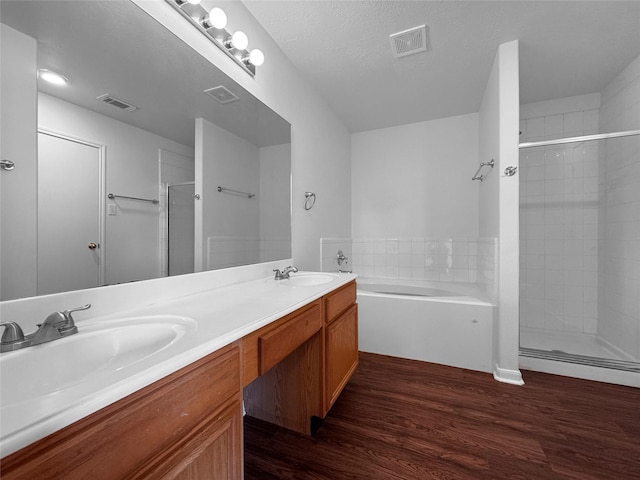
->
[[518, 128, 640, 376], [166, 181, 195, 277]]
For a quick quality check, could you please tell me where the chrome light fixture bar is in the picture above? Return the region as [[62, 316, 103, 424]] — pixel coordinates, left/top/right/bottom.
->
[[166, 0, 264, 76]]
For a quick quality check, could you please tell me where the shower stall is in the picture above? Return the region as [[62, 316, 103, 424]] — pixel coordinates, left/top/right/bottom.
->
[[167, 182, 195, 276], [519, 128, 640, 375]]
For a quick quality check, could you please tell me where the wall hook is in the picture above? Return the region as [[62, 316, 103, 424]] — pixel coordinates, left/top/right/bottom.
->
[[304, 192, 316, 210], [0, 160, 15, 171]]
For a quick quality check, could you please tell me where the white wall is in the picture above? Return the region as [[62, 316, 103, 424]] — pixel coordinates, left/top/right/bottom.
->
[[0, 25, 38, 300], [260, 143, 291, 262], [135, 1, 351, 271], [195, 117, 260, 270], [38, 94, 193, 285], [351, 114, 479, 239], [479, 40, 522, 385]]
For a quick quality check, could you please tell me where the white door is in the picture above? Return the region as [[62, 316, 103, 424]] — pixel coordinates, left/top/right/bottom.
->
[[37, 132, 103, 295]]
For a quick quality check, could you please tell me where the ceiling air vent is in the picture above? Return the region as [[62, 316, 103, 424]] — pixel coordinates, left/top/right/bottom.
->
[[96, 93, 138, 112], [204, 86, 239, 104], [390, 25, 429, 58]]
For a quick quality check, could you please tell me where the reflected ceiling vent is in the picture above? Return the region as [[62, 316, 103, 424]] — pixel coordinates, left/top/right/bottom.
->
[[390, 25, 429, 58], [204, 86, 239, 104], [96, 93, 138, 112]]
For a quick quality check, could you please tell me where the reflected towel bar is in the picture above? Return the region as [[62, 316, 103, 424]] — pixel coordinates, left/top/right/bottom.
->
[[107, 193, 159, 205], [217, 186, 255, 198], [471, 159, 494, 182]]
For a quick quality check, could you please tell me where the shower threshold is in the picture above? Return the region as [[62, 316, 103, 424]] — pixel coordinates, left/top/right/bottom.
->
[[520, 347, 640, 373]]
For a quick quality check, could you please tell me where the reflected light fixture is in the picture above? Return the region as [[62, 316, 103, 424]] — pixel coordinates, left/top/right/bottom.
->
[[246, 49, 264, 67], [166, 0, 264, 76], [38, 69, 68, 86], [227, 31, 249, 50], [202, 7, 227, 30]]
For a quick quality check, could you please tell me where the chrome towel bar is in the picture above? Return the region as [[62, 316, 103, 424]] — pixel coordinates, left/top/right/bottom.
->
[[217, 186, 255, 198], [472, 159, 494, 182], [107, 193, 159, 204]]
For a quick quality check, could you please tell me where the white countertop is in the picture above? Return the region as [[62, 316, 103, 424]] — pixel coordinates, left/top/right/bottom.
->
[[0, 270, 357, 457]]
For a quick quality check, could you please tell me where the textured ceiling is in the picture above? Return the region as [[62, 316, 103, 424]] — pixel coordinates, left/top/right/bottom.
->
[[1, 0, 290, 148], [243, 0, 640, 132]]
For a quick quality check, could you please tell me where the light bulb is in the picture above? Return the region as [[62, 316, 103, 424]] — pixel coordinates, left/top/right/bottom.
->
[[202, 7, 227, 29], [209, 8, 227, 28], [38, 69, 68, 86], [231, 31, 248, 50], [248, 49, 264, 66]]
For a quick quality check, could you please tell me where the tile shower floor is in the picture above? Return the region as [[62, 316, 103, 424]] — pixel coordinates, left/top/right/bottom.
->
[[520, 327, 634, 361]]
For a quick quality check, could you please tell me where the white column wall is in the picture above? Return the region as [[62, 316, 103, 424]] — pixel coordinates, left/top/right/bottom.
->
[[479, 40, 523, 385]]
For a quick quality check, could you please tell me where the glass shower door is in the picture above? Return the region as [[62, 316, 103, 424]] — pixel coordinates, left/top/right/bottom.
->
[[519, 132, 640, 373], [168, 182, 195, 276]]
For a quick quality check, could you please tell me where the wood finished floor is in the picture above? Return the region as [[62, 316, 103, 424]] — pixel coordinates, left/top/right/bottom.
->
[[244, 352, 640, 480]]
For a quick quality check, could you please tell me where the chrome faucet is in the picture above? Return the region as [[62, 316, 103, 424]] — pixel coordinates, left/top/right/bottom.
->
[[273, 265, 299, 280], [0, 304, 91, 353]]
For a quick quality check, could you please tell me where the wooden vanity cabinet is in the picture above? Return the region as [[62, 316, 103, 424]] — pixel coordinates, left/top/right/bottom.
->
[[243, 281, 359, 432], [242, 300, 323, 434], [323, 281, 358, 415], [0, 342, 243, 480], [2, 280, 359, 479]]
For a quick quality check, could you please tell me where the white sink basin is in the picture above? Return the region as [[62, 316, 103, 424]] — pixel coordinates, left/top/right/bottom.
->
[[0, 315, 197, 408], [283, 272, 339, 286]]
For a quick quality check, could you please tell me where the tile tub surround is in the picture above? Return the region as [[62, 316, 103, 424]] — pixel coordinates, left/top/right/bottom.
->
[[321, 237, 498, 304], [350, 237, 479, 282], [0, 261, 357, 456]]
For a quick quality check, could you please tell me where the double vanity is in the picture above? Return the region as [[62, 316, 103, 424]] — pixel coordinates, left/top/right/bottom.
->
[[0, 264, 358, 479]]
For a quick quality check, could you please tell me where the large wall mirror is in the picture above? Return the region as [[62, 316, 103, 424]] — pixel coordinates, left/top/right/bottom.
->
[[0, 0, 291, 301]]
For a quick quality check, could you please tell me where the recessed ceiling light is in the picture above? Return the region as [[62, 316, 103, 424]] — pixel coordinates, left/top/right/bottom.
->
[[38, 69, 68, 86]]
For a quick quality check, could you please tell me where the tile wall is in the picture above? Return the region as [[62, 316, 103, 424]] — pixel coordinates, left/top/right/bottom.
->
[[320, 236, 497, 302], [597, 55, 640, 361], [477, 237, 498, 304], [322, 237, 479, 282], [207, 236, 291, 271], [519, 103, 600, 336], [350, 237, 479, 282], [260, 238, 293, 264], [207, 236, 260, 270]]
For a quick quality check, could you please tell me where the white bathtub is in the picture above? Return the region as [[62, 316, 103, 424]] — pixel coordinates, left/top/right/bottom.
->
[[357, 278, 494, 373]]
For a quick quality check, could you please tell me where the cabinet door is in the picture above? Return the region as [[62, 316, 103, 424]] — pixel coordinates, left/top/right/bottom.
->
[[325, 303, 358, 411], [1, 344, 241, 480], [139, 402, 243, 480]]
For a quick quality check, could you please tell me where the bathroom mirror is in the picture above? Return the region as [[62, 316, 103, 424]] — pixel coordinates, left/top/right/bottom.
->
[[0, 0, 291, 301]]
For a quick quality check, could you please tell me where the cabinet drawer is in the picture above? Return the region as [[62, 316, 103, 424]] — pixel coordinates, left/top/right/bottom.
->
[[325, 280, 356, 324], [259, 301, 322, 375]]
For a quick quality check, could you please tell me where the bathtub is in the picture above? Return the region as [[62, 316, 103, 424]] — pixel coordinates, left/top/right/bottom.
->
[[357, 278, 494, 373]]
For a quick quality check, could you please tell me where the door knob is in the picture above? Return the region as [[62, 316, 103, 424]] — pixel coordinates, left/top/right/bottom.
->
[[88, 242, 98, 250]]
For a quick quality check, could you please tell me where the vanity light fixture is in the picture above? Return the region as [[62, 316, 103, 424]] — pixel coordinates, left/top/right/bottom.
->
[[201, 7, 227, 30], [38, 69, 68, 86], [225, 30, 248, 50], [166, 0, 264, 76]]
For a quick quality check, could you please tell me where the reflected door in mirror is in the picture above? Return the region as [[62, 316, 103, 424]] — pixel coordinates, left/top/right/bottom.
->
[[37, 132, 103, 295]]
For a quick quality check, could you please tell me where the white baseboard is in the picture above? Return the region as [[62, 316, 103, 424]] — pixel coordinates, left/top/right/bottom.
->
[[493, 364, 525, 385]]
